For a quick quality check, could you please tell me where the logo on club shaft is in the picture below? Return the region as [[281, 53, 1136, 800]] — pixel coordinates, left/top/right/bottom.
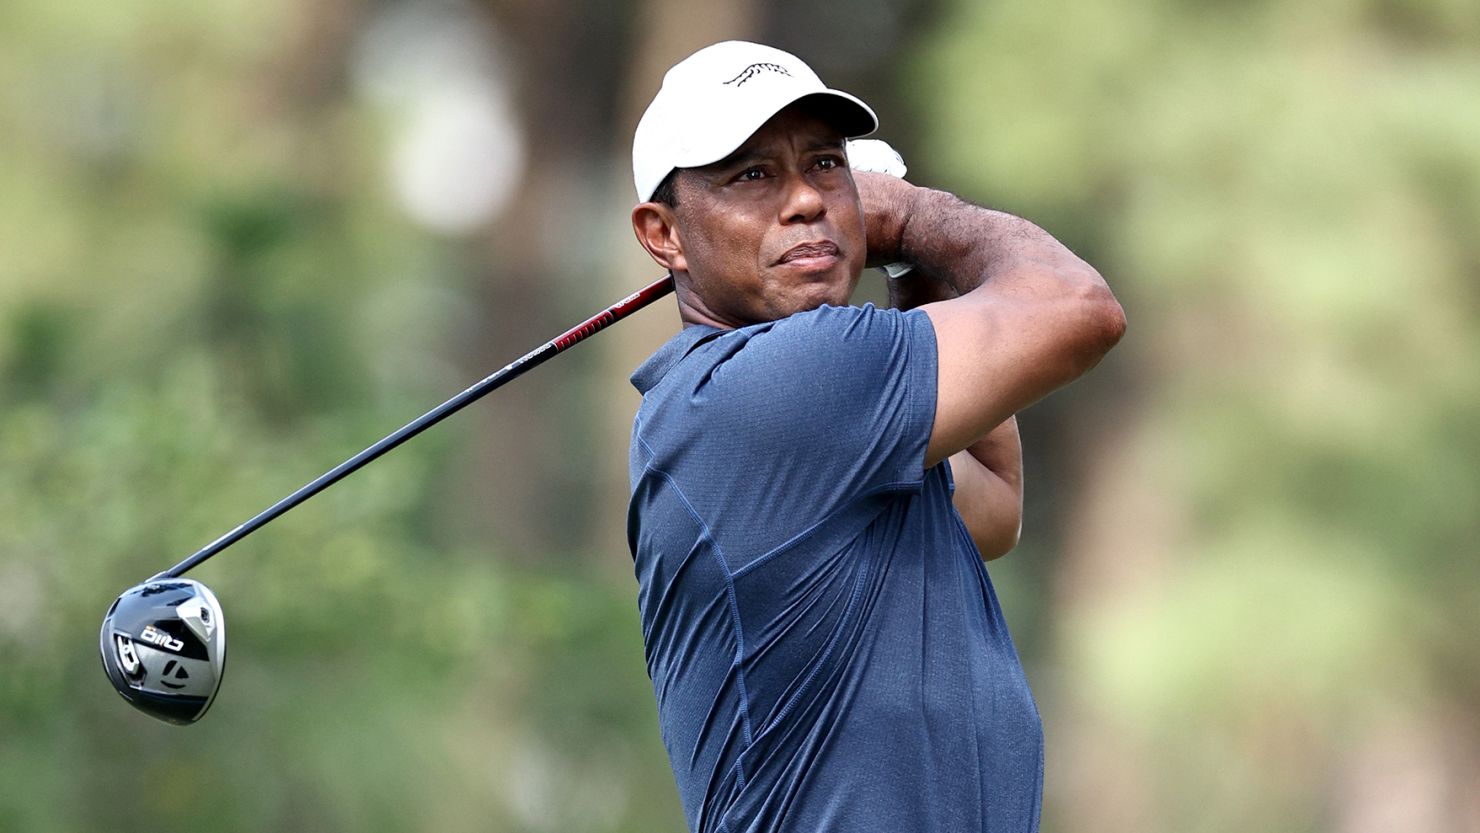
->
[[140, 625, 185, 653]]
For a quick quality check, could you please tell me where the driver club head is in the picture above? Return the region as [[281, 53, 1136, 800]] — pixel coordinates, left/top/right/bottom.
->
[[100, 578, 226, 725]]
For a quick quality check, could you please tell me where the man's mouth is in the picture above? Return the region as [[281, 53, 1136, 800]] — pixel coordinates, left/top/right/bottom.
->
[[777, 240, 841, 268]]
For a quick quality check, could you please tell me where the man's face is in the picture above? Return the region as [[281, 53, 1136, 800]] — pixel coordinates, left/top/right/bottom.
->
[[667, 103, 866, 327]]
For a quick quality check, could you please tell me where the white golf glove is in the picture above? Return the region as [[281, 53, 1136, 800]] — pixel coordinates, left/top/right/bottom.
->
[[846, 138, 913, 279]]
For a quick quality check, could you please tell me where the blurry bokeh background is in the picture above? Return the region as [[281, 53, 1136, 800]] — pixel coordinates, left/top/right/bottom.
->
[[2, 0, 1477, 830]]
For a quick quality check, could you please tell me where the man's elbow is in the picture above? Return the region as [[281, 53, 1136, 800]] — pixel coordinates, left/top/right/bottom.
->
[[1064, 280, 1126, 374], [1086, 281, 1127, 351]]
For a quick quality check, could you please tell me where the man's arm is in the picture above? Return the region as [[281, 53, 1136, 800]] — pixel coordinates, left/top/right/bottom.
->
[[859, 172, 1125, 469], [888, 267, 1023, 560]]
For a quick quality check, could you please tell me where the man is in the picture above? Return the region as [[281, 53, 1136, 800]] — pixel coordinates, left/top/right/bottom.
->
[[625, 41, 1124, 833]]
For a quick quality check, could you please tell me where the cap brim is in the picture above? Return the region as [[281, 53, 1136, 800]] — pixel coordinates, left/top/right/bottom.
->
[[671, 88, 878, 171]]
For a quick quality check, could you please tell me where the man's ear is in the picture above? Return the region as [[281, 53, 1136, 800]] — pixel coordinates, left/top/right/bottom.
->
[[632, 202, 687, 274]]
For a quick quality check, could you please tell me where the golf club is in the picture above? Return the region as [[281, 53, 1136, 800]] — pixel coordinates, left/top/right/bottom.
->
[[101, 274, 676, 724]]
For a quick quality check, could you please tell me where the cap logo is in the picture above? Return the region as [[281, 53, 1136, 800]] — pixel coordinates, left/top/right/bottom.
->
[[723, 62, 792, 87]]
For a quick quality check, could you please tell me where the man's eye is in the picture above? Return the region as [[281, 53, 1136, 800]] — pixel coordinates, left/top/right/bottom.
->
[[816, 156, 842, 170], [736, 168, 766, 182]]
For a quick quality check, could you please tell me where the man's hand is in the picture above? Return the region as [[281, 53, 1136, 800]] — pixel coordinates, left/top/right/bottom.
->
[[852, 170, 918, 270], [847, 140, 915, 278]]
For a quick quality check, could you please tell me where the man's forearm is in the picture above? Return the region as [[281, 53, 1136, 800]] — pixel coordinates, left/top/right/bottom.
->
[[861, 175, 1106, 304], [952, 417, 1023, 559]]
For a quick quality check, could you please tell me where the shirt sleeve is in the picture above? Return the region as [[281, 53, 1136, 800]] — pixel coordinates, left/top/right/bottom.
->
[[677, 304, 939, 566]]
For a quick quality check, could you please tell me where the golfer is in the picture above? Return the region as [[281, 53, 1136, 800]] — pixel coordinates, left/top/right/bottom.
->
[[626, 41, 1124, 833]]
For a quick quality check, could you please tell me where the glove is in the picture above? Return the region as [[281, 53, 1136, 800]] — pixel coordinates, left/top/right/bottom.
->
[[846, 139, 913, 279]]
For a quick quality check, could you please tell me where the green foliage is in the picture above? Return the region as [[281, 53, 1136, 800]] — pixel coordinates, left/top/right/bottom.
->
[[0, 1, 680, 830], [917, 0, 1480, 828], [0, 352, 675, 831], [3, 0, 1476, 829]]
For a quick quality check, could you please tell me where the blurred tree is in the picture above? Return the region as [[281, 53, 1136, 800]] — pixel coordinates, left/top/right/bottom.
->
[[914, 0, 1480, 830], [0, 0, 679, 829], [4, 0, 1475, 830]]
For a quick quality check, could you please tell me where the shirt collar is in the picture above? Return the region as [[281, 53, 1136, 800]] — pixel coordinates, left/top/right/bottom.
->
[[630, 324, 723, 395]]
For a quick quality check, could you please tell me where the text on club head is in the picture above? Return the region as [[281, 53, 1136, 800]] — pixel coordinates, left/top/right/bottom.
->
[[139, 625, 185, 653]]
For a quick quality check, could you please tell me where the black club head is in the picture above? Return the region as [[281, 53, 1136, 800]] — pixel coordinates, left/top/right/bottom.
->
[[100, 579, 226, 725]]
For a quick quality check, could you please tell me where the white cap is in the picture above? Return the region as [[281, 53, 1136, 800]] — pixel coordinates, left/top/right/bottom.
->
[[632, 41, 877, 202]]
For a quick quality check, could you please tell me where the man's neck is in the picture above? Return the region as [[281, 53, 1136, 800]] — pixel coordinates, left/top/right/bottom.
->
[[674, 279, 738, 330]]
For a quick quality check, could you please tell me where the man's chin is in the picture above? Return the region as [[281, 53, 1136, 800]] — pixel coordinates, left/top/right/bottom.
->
[[772, 282, 856, 319]]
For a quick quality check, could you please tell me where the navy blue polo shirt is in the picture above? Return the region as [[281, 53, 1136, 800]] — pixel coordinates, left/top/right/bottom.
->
[[628, 304, 1042, 833]]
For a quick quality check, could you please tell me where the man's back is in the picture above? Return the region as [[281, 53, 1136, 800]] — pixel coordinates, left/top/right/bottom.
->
[[628, 305, 1043, 833]]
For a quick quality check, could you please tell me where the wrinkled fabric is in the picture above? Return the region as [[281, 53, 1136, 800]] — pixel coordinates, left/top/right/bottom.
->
[[628, 304, 1042, 833]]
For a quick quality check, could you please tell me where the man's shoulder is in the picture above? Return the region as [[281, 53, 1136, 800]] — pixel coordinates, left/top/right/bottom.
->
[[728, 303, 933, 384], [760, 302, 914, 339], [633, 302, 936, 450], [709, 303, 927, 366], [636, 304, 923, 398]]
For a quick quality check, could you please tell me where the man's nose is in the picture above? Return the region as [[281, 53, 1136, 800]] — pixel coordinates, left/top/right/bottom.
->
[[779, 172, 825, 224]]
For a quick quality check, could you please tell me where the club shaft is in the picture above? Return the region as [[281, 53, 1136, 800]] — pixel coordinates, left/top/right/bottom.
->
[[157, 274, 676, 579]]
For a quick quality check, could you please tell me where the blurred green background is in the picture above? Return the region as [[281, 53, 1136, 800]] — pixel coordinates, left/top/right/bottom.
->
[[2, 0, 1477, 830]]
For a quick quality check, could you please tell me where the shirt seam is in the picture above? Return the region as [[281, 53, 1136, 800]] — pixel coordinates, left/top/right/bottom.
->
[[907, 309, 940, 476], [633, 424, 756, 788]]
